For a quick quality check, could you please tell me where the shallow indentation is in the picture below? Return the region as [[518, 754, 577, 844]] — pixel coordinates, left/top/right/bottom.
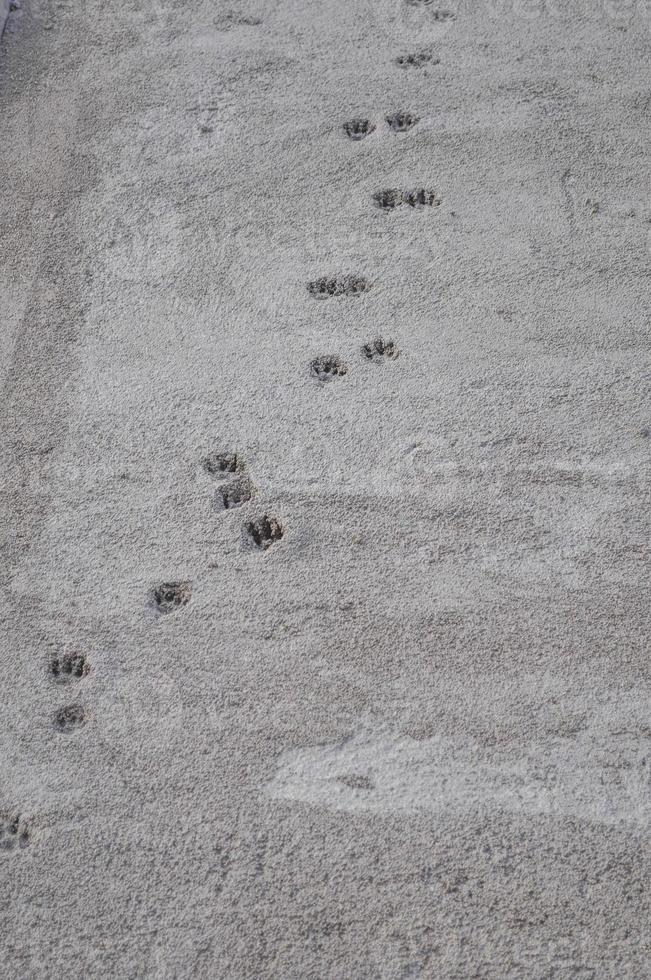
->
[[386, 111, 419, 132], [404, 188, 441, 208], [231, 14, 263, 26], [0, 813, 30, 851], [266, 723, 651, 825], [245, 515, 284, 551], [307, 275, 371, 299], [216, 479, 254, 511], [51, 652, 89, 682], [54, 704, 86, 733], [373, 188, 440, 210], [202, 452, 241, 476], [336, 774, 375, 791], [362, 338, 400, 361], [153, 581, 192, 613], [218, 11, 263, 28], [310, 355, 348, 382], [343, 118, 375, 140], [395, 52, 438, 69], [373, 189, 404, 211]]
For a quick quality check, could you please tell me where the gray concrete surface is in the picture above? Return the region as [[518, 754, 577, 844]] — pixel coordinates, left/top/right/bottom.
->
[[1, 0, 650, 977]]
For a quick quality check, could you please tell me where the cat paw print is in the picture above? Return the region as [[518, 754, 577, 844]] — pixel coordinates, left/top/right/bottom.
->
[[373, 189, 404, 211], [343, 118, 375, 140], [215, 478, 255, 511], [307, 275, 372, 299], [54, 703, 87, 733], [403, 188, 441, 208], [310, 355, 348, 383], [152, 581, 192, 614], [362, 338, 400, 362], [395, 51, 439, 69], [51, 652, 89, 682], [203, 451, 255, 512], [244, 515, 284, 551], [202, 451, 242, 476], [0, 813, 30, 851], [373, 188, 441, 210], [386, 111, 419, 132]]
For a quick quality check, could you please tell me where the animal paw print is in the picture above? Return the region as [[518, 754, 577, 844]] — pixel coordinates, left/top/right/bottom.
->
[[202, 451, 242, 476], [0, 813, 30, 851], [343, 118, 375, 141], [204, 450, 255, 512], [51, 652, 89, 681], [245, 515, 284, 551], [386, 111, 419, 133], [373, 188, 441, 210], [307, 275, 371, 299], [54, 703, 86, 733], [395, 52, 438, 69], [310, 355, 348, 382], [403, 188, 441, 208], [373, 189, 404, 211], [362, 338, 400, 361], [153, 581, 192, 613], [216, 478, 254, 511]]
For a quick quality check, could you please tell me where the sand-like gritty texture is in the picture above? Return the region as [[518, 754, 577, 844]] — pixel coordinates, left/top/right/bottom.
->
[[0, 0, 649, 977]]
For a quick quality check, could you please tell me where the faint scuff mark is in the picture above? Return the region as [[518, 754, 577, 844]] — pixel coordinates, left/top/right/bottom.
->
[[266, 722, 651, 827]]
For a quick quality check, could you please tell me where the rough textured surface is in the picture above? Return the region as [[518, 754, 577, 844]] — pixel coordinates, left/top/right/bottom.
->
[[0, 2, 9, 40], [0, 1, 650, 977]]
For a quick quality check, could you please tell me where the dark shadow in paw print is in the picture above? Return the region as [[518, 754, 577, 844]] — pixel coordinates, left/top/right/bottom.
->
[[245, 515, 284, 551], [395, 52, 438, 69], [202, 452, 242, 476], [343, 118, 375, 141], [373, 189, 404, 211], [404, 188, 441, 208], [51, 653, 89, 682], [362, 338, 400, 361], [152, 581, 192, 613], [386, 111, 419, 132], [54, 704, 86, 733], [215, 479, 254, 511], [374, 189, 441, 210], [0, 813, 30, 851], [310, 356, 348, 382], [307, 275, 371, 299]]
